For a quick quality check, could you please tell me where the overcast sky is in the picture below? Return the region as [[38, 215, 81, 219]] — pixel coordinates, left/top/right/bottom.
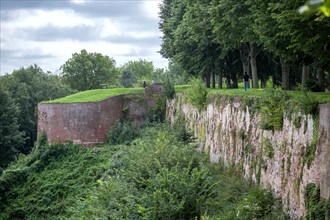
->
[[0, 0, 168, 75]]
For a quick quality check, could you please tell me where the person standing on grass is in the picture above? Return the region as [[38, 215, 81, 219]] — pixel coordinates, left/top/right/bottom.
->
[[243, 72, 249, 91]]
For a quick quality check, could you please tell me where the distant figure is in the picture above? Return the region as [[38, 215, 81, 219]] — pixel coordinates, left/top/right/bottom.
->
[[151, 80, 155, 85], [243, 72, 249, 91], [142, 80, 146, 88]]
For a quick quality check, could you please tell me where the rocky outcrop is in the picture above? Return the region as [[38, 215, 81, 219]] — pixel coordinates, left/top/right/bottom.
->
[[167, 93, 329, 218]]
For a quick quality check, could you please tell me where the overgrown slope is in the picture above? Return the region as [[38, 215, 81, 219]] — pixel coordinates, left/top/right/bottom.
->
[[1, 123, 288, 220]]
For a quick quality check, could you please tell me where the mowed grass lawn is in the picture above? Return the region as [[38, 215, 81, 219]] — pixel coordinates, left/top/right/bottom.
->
[[44, 87, 144, 103], [44, 83, 330, 104]]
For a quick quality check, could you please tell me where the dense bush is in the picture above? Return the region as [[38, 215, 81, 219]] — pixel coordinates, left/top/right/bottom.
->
[[0, 142, 112, 220], [1, 123, 288, 220], [187, 78, 208, 111], [163, 77, 175, 99], [260, 89, 290, 130], [304, 183, 330, 220], [106, 120, 140, 145], [73, 124, 253, 219]]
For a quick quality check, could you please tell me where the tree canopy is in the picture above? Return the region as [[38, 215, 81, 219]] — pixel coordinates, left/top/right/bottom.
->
[[159, 0, 330, 91], [61, 49, 117, 91], [0, 65, 73, 164]]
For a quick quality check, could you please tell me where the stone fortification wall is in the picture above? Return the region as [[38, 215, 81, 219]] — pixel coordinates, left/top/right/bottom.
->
[[320, 103, 330, 200], [166, 94, 329, 218], [38, 84, 163, 145]]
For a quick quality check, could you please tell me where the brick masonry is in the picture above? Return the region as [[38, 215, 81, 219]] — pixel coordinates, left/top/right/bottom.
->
[[38, 84, 163, 145]]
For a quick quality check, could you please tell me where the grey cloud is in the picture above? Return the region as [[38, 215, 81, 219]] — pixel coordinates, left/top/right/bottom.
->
[[25, 25, 98, 42], [105, 35, 161, 47], [0, 0, 70, 11], [0, 0, 167, 74], [1, 49, 56, 60]]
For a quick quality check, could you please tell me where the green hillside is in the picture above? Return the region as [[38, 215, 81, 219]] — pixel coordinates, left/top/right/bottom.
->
[[0, 123, 290, 220]]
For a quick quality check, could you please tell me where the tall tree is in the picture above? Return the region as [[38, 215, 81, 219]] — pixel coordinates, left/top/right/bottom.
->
[[0, 88, 25, 169], [210, 0, 261, 88], [121, 59, 155, 81], [119, 70, 137, 88], [0, 65, 73, 154], [61, 49, 117, 91]]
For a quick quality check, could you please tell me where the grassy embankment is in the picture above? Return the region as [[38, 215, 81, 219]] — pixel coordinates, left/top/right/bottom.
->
[[44, 84, 330, 104]]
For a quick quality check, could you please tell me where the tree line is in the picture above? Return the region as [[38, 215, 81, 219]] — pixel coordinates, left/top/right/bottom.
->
[[159, 0, 330, 90], [0, 51, 171, 170]]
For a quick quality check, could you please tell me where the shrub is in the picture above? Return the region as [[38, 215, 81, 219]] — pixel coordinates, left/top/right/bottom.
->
[[187, 78, 208, 111], [260, 89, 290, 130], [107, 120, 140, 145], [75, 124, 217, 219], [236, 188, 274, 219], [162, 77, 175, 99], [304, 183, 330, 220], [297, 91, 319, 117]]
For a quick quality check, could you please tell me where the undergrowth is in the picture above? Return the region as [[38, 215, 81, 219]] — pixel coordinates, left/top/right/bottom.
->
[[1, 123, 289, 220]]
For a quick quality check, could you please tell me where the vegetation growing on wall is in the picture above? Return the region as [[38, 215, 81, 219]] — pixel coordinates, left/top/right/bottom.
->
[[187, 78, 208, 111], [260, 89, 290, 130]]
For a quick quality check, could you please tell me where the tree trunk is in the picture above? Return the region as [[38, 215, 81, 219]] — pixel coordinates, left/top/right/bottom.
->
[[317, 68, 325, 91], [280, 57, 290, 90], [211, 71, 215, 89], [240, 44, 250, 76], [301, 64, 310, 87], [250, 43, 259, 88], [218, 71, 222, 89], [204, 74, 210, 88]]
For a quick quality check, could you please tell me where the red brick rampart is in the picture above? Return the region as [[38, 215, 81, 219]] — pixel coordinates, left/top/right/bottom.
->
[[37, 86, 162, 145]]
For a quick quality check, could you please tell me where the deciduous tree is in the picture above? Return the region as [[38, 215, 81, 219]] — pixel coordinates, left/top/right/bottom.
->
[[61, 49, 117, 91]]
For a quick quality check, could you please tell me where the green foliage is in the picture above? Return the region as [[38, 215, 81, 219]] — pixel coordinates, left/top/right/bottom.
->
[[119, 69, 137, 88], [61, 49, 118, 91], [293, 115, 303, 128], [236, 188, 284, 220], [299, 0, 330, 17], [1, 122, 289, 220], [260, 89, 290, 130], [187, 78, 208, 111], [304, 117, 319, 168], [162, 77, 175, 99], [0, 142, 112, 220], [297, 91, 319, 117], [0, 64, 73, 154], [146, 93, 167, 123], [304, 183, 330, 220], [107, 120, 140, 145], [36, 131, 48, 149], [263, 138, 274, 159], [73, 124, 253, 219], [0, 88, 25, 168], [121, 59, 155, 81], [172, 113, 195, 144]]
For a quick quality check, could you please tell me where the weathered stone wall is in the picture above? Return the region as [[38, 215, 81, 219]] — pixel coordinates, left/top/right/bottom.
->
[[38, 85, 163, 145], [319, 103, 330, 200], [166, 94, 329, 218]]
